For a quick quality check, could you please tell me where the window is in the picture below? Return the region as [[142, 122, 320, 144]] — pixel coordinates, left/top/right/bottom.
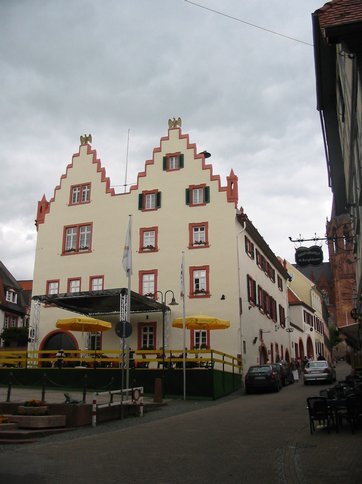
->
[[138, 322, 156, 350], [46, 280, 59, 295], [5, 290, 18, 304], [68, 278, 81, 293], [189, 222, 209, 248], [88, 332, 101, 351], [63, 223, 92, 254], [191, 329, 209, 349], [163, 153, 184, 171], [139, 270, 158, 297], [266, 262, 275, 282], [245, 236, 255, 259], [4, 314, 18, 328], [70, 183, 91, 205], [138, 191, 161, 211], [270, 297, 277, 322], [247, 275, 256, 305], [186, 185, 210, 207], [277, 275, 283, 291], [190, 265, 210, 297], [139, 227, 158, 252], [279, 305, 286, 327], [304, 310, 314, 326], [90, 276, 104, 291]]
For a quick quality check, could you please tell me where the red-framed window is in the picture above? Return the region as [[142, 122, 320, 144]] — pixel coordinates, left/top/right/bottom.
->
[[137, 322, 157, 350], [46, 280, 60, 295], [139, 227, 158, 252], [138, 190, 161, 211], [247, 275, 257, 305], [270, 297, 277, 322], [89, 276, 104, 291], [67, 278, 81, 293], [191, 329, 210, 349], [139, 270, 158, 298], [188, 222, 209, 249], [62, 223, 92, 254], [279, 305, 286, 327], [245, 236, 255, 259], [189, 265, 210, 298], [163, 152, 184, 171], [185, 184, 210, 207], [69, 183, 91, 205]]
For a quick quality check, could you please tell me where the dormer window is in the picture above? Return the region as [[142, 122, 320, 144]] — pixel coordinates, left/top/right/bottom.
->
[[5, 290, 18, 304]]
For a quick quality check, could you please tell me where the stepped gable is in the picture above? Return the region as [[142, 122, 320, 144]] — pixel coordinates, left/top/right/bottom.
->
[[130, 127, 230, 197], [35, 140, 115, 228]]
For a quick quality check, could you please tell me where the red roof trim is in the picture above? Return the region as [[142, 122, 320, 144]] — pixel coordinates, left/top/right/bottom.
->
[[36, 144, 115, 226], [130, 128, 228, 195]]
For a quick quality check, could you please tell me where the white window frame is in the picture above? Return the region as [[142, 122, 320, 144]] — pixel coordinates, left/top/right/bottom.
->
[[192, 188, 204, 205], [5, 290, 18, 304]]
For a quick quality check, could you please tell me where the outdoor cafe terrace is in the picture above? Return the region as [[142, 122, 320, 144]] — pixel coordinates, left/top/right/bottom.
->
[[0, 348, 242, 400]]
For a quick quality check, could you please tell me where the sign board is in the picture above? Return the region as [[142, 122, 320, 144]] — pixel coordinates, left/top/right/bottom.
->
[[295, 245, 323, 267], [115, 320, 132, 338]]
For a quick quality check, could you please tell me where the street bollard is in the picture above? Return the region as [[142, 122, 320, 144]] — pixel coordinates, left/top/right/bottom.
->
[[6, 372, 13, 402], [41, 372, 47, 401], [83, 374, 88, 403]]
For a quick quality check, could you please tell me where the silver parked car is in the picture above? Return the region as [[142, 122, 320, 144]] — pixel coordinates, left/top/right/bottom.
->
[[303, 360, 336, 385]]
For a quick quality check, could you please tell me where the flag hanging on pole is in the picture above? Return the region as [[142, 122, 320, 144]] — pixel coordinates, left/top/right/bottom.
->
[[122, 215, 132, 276]]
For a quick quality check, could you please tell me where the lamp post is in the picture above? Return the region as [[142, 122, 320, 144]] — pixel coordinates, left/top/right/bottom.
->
[[154, 290, 178, 390]]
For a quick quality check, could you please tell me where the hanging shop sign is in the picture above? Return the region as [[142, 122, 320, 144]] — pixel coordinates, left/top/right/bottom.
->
[[295, 245, 323, 267]]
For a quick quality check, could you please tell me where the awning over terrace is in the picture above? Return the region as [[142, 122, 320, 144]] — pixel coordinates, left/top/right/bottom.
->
[[33, 288, 164, 323]]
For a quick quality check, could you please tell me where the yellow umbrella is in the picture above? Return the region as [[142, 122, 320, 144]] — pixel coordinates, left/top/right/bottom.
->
[[172, 314, 230, 330], [56, 317, 112, 332]]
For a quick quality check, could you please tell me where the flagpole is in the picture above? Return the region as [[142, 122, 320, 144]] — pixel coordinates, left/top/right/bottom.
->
[[181, 251, 187, 400], [121, 215, 133, 405]]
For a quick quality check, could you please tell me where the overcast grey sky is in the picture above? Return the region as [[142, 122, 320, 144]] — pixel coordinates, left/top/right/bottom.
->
[[0, 0, 332, 280]]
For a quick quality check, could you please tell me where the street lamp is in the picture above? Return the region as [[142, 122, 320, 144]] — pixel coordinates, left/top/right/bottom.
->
[[154, 290, 178, 389]]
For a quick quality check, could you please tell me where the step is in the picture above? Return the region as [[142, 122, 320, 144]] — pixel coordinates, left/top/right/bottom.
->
[[7, 414, 66, 429], [0, 422, 18, 430], [0, 427, 74, 442]]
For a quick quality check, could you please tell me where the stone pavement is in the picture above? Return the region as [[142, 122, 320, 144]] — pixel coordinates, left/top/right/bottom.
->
[[0, 361, 361, 484]]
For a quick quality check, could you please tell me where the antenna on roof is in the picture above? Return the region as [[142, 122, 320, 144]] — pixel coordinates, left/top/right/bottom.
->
[[124, 128, 130, 193]]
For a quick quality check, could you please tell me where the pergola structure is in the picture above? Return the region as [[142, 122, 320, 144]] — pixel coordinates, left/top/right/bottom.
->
[[32, 288, 165, 324]]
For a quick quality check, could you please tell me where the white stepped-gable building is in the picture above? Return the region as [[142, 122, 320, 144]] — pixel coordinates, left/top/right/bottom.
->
[[29, 120, 292, 372]]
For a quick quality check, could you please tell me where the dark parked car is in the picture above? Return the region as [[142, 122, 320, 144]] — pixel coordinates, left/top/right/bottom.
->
[[303, 360, 336, 385], [275, 361, 294, 386], [245, 364, 282, 393]]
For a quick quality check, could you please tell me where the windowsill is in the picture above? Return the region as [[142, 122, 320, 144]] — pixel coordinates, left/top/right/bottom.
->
[[62, 249, 92, 256], [189, 244, 209, 249], [190, 293, 210, 299], [68, 201, 91, 206]]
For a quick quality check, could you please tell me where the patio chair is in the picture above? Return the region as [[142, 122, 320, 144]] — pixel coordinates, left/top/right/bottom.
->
[[337, 395, 361, 434], [306, 397, 334, 434]]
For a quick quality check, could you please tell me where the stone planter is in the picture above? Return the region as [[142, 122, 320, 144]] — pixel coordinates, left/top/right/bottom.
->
[[17, 405, 49, 415]]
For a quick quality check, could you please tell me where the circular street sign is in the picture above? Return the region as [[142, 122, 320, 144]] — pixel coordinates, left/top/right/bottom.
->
[[115, 320, 132, 338]]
